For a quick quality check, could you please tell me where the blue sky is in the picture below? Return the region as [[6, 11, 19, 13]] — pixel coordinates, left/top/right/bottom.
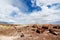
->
[[0, 0, 60, 24]]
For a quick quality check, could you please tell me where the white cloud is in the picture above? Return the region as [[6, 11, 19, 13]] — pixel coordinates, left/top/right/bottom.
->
[[0, 0, 60, 24], [36, 0, 60, 6]]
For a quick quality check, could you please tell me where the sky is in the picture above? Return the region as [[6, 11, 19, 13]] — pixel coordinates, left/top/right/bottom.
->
[[0, 0, 60, 24]]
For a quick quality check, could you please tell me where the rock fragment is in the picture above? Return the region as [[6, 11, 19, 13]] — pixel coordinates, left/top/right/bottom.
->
[[36, 30, 40, 34], [49, 29, 58, 35], [21, 33, 24, 37]]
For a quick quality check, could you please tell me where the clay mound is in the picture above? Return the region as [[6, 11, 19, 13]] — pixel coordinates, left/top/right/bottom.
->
[[0, 24, 60, 40]]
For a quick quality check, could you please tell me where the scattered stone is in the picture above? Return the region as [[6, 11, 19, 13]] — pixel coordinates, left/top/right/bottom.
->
[[21, 33, 24, 37], [36, 30, 40, 34], [32, 24, 38, 28], [42, 24, 49, 27], [56, 25, 60, 29], [53, 25, 60, 29], [0, 24, 60, 40], [42, 26, 48, 29], [53, 26, 58, 29], [31, 29, 36, 31], [26, 26, 29, 27], [49, 29, 58, 35]]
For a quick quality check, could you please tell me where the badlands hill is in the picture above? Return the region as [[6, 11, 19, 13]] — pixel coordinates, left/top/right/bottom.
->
[[0, 24, 60, 40]]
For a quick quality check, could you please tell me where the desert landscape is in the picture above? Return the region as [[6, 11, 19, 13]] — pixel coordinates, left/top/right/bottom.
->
[[0, 24, 60, 40]]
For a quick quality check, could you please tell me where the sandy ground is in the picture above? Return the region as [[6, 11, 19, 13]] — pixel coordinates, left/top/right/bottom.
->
[[0, 24, 60, 40], [0, 36, 16, 40]]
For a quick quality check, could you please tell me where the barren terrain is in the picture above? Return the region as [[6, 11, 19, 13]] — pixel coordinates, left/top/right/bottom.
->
[[0, 24, 60, 40]]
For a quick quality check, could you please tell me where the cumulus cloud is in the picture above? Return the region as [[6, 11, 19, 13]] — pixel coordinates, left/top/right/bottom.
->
[[0, 0, 60, 24]]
